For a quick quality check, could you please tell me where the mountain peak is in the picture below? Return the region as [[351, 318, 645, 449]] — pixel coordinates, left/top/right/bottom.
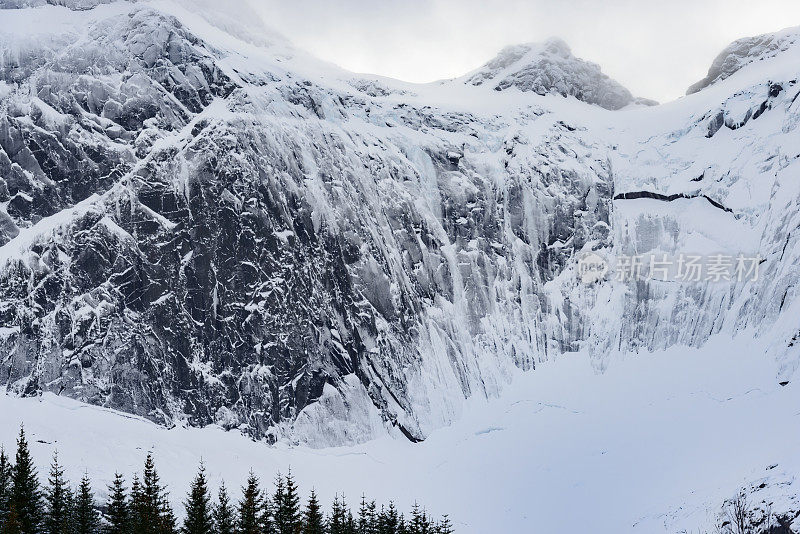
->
[[687, 26, 800, 94], [464, 37, 657, 110]]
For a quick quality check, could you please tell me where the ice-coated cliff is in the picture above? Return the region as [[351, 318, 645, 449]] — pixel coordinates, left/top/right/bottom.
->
[[0, 0, 798, 450]]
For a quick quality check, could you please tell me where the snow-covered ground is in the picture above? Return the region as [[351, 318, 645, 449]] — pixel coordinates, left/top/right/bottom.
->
[[2, 335, 797, 533]]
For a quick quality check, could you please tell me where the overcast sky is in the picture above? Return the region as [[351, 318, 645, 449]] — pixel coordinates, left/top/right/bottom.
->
[[245, 0, 800, 103]]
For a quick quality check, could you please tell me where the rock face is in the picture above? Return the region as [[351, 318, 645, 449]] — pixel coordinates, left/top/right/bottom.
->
[[687, 26, 800, 94], [0, 2, 798, 448], [465, 38, 657, 109], [0, 2, 618, 445]]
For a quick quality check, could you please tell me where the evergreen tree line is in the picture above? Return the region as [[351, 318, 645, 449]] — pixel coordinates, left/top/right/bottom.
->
[[0, 427, 453, 534]]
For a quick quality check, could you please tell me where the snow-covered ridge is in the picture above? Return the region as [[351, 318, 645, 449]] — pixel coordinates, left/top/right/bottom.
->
[[462, 37, 657, 109], [687, 25, 800, 94]]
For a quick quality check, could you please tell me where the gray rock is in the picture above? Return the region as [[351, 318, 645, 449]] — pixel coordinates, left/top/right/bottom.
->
[[465, 38, 657, 110], [687, 27, 800, 94]]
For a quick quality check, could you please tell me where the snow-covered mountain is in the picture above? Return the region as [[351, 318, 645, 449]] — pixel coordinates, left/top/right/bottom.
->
[[462, 37, 658, 109], [0, 0, 798, 462], [687, 26, 800, 94]]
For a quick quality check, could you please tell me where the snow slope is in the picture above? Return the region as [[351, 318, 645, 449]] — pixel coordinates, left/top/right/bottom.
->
[[1, 336, 798, 533]]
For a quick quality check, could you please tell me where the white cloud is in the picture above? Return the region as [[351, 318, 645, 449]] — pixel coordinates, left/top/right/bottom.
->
[[245, 0, 800, 102]]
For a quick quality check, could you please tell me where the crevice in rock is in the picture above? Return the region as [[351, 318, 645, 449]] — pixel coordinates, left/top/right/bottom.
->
[[613, 190, 733, 213], [393, 421, 424, 443]]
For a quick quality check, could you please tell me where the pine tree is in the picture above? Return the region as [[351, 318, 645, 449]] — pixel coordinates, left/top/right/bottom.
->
[[142, 454, 161, 530], [301, 490, 323, 534], [345, 511, 356, 534], [367, 502, 377, 534], [285, 471, 301, 534], [328, 495, 347, 534], [212, 483, 235, 534], [1, 505, 22, 534], [10, 426, 42, 534], [273, 471, 300, 534], [261, 493, 274, 534], [237, 473, 262, 534], [158, 495, 177, 534], [327, 493, 344, 534], [270, 475, 283, 534], [375, 506, 386, 534], [407, 505, 419, 534], [129, 454, 174, 534], [74, 474, 99, 534], [181, 464, 212, 534], [1, 434, 455, 534], [0, 448, 13, 525], [128, 475, 144, 534], [357, 496, 369, 534], [105, 473, 128, 534], [434, 515, 453, 534], [377, 502, 399, 534], [135, 454, 171, 534], [44, 452, 72, 534], [62, 488, 75, 533], [407, 504, 430, 534], [357, 496, 377, 534]]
